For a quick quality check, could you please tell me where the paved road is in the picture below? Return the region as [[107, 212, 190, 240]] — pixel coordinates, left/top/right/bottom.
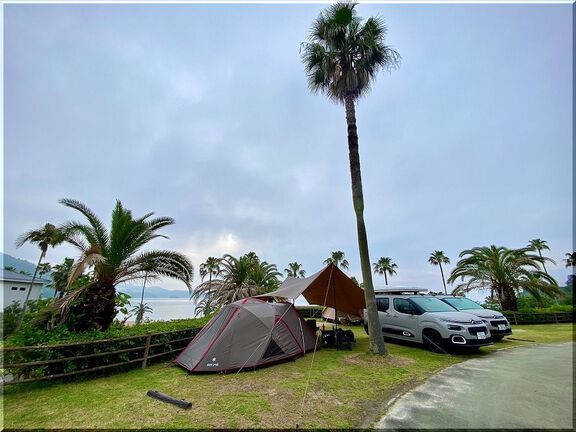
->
[[376, 342, 573, 429]]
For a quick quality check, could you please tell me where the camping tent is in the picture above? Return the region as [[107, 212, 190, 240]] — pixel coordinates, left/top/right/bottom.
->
[[175, 298, 317, 373], [256, 263, 366, 317]]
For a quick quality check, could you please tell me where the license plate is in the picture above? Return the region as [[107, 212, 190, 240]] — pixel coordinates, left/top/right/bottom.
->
[[498, 324, 506, 330], [477, 332, 486, 340]]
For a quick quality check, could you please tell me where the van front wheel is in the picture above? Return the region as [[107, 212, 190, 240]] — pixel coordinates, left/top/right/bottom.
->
[[423, 329, 446, 354]]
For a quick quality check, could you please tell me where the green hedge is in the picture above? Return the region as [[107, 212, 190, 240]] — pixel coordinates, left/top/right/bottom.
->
[[4, 316, 212, 347], [2, 317, 212, 383]]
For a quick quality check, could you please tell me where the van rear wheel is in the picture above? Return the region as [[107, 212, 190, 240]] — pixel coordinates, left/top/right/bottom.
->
[[423, 329, 446, 354]]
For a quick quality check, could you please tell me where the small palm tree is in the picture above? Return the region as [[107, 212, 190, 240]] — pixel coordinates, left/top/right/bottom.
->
[[284, 262, 306, 278], [564, 252, 575, 269], [527, 239, 554, 274], [130, 302, 153, 325], [302, 2, 400, 355], [428, 251, 450, 294], [372, 257, 398, 286], [194, 297, 216, 318], [323, 251, 350, 270], [57, 199, 194, 331], [15, 223, 65, 315]]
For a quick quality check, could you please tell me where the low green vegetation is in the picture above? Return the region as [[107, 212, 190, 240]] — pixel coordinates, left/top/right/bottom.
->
[[5, 315, 211, 347], [3, 323, 573, 429]]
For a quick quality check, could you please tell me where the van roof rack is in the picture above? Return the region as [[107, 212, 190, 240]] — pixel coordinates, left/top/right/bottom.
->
[[374, 287, 428, 295]]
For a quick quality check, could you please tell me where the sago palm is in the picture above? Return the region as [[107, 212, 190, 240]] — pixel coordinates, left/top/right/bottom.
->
[[284, 262, 306, 278], [448, 245, 560, 311], [372, 256, 397, 286], [15, 223, 65, 315], [428, 251, 450, 294], [57, 199, 194, 331], [323, 251, 350, 270], [302, 2, 400, 355]]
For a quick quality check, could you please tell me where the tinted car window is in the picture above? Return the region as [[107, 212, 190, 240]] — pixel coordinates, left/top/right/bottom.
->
[[393, 298, 416, 314], [410, 297, 457, 312], [376, 298, 389, 312], [441, 297, 484, 310]]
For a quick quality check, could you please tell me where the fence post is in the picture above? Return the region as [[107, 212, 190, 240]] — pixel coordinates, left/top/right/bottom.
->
[[512, 312, 518, 325], [554, 313, 559, 324], [142, 334, 152, 369]]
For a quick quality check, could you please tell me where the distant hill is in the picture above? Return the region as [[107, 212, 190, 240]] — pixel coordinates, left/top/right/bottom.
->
[[1, 252, 189, 299], [1, 252, 39, 276], [117, 285, 190, 299]]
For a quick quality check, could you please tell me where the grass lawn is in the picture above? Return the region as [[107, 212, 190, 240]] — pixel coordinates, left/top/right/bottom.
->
[[2, 323, 573, 429]]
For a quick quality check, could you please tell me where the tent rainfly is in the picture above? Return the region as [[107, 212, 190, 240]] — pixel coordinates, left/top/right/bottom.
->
[[175, 298, 317, 373], [256, 263, 366, 317]]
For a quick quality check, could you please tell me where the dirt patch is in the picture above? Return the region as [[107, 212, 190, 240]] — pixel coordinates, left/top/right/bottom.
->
[[343, 353, 415, 367]]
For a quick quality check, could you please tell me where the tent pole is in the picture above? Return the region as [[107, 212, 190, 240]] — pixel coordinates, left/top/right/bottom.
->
[[332, 265, 338, 350]]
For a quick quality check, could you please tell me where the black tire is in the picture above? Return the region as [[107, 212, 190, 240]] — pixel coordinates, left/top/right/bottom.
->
[[422, 329, 446, 354], [492, 335, 504, 342]]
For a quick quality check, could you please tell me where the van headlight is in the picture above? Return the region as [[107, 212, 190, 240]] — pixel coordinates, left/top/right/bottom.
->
[[447, 325, 463, 331]]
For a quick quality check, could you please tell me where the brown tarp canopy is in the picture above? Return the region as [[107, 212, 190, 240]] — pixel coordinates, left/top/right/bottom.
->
[[256, 263, 366, 317]]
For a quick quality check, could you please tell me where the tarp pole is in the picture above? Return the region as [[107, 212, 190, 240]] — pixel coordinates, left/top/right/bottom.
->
[[331, 264, 338, 349]]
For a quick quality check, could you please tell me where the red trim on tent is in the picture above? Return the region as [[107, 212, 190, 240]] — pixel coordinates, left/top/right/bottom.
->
[[190, 307, 239, 372], [174, 310, 222, 365], [278, 317, 304, 353]]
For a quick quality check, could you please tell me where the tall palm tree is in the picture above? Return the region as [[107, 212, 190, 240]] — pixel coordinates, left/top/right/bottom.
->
[[302, 2, 400, 355], [284, 262, 306, 278], [192, 253, 281, 308], [565, 252, 576, 268], [199, 257, 221, 282], [57, 199, 194, 331], [448, 245, 560, 311], [323, 251, 350, 270], [527, 239, 554, 274], [372, 257, 398, 286], [15, 223, 65, 315], [428, 251, 450, 294]]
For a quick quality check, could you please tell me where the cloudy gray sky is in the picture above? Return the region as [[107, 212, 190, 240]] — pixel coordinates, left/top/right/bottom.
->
[[3, 2, 573, 296]]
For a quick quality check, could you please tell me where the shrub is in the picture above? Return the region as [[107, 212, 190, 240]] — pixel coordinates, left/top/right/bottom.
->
[[1, 299, 54, 340]]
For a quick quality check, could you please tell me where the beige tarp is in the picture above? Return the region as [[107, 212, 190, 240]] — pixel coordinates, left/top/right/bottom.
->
[[256, 263, 366, 317]]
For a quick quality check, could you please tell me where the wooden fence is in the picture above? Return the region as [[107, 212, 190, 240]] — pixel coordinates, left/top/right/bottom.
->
[[503, 311, 573, 325], [0, 327, 201, 386]]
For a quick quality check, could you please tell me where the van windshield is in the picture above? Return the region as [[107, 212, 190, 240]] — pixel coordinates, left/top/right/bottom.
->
[[441, 297, 484, 310], [409, 297, 457, 313]]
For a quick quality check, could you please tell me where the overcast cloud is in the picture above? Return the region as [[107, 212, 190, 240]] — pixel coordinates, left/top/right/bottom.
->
[[3, 3, 573, 295]]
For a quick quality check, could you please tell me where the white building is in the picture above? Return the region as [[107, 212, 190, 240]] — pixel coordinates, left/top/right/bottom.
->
[[1, 269, 45, 309]]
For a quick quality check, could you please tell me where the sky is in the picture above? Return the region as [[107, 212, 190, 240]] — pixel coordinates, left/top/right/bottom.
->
[[3, 2, 573, 298]]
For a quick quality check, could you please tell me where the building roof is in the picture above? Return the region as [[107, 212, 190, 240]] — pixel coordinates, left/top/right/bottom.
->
[[0, 269, 48, 285]]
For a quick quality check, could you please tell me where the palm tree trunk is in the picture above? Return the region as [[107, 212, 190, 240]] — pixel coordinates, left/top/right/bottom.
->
[[439, 263, 447, 294], [345, 95, 387, 356], [384, 273, 388, 286], [69, 282, 117, 331], [137, 273, 148, 325], [538, 250, 549, 274], [20, 251, 45, 319]]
